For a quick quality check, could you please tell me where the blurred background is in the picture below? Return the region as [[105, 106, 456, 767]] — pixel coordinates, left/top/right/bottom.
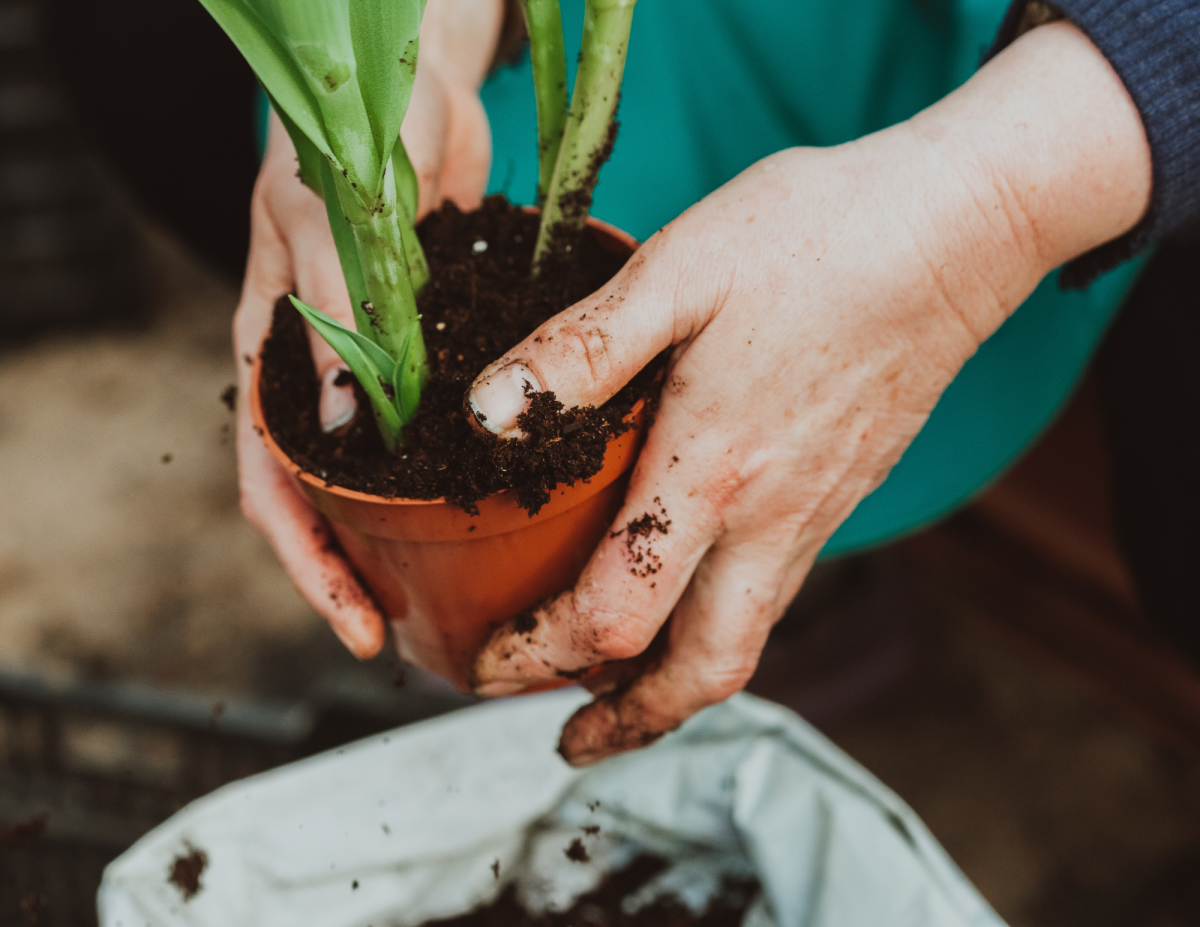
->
[[1, 0, 1200, 924]]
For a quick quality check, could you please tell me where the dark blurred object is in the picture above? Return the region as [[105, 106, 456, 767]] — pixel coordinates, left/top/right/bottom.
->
[[1097, 241, 1200, 665], [748, 555, 916, 727], [0, 0, 141, 335], [0, 665, 471, 926], [39, 0, 260, 281]]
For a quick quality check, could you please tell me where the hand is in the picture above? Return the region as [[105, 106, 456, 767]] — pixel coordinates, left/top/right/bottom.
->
[[233, 0, 503, 657], [467, 22, 1151, 763]]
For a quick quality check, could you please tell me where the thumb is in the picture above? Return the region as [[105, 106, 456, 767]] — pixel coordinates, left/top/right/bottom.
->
[[467, 246, 679, 437]]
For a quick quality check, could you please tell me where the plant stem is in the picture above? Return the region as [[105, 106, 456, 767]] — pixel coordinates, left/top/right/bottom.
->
[[519, 0, 568, 207], [329, 164, 429, 445], [532, 0, 635, 270], [389, 137, 430, 293]]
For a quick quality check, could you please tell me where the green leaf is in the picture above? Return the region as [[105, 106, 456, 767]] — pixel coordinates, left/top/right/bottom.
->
[[291, 295, 397, 380], [243, 0, 380, 192], [392, 318, 424, 425], [349, 0, 421, 194], [318, 157, 370, 328], [289, 295, 403, 449], [198, 0, 330, 160], [390, 135, 419, 225], [520, 0, 568, 206]]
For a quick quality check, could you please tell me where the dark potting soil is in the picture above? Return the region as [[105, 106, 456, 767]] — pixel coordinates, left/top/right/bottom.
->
[[259, 196, 663, 516], [422, 855, 759, 927]]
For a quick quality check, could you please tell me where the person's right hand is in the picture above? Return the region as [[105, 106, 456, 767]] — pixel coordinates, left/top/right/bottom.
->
[[233, 0, 505, 657]]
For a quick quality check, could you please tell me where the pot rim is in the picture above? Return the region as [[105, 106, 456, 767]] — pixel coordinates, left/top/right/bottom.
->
[[248, 213, 641, 510]]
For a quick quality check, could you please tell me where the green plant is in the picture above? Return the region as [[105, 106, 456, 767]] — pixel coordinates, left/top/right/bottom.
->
[[525, 0, 636, 272], [201, 0, 635, 450]]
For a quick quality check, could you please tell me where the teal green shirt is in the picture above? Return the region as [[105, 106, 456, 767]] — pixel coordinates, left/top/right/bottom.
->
[[481, 0, 1146, 556]]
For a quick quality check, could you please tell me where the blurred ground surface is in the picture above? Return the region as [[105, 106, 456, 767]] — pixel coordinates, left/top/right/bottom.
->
[[1, 220, 1198, 926]]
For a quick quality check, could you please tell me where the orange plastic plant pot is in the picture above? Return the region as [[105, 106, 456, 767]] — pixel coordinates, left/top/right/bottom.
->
[[249, 218, 642, 691]]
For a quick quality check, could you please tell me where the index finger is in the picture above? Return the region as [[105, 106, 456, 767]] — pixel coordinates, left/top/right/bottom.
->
[[470, 407, 727, 695]]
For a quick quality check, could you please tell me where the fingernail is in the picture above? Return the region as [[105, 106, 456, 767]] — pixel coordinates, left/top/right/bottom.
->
[[320, 366, 357, 432], [475, 679, 528, 698], [564, 751, 605, 767], [468, 362, 540, 438]]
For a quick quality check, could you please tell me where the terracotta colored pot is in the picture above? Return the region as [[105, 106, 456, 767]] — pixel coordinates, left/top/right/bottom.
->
[[249, 217, 643, 691]]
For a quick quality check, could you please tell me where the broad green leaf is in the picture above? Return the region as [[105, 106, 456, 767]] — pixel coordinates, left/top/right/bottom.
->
[[318, 157, 370, 327], [392, 318, 424, 425], [349, 0, 421, 191], [198, 0, 329, 161], [243, 0, 380, 192], [289, 296, 402, 448]]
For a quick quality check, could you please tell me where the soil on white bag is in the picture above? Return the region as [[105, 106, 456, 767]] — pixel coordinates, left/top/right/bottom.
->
[[421, 855, 759, 927], [167, 846, 208, 900], [257, 196, 665, 516]]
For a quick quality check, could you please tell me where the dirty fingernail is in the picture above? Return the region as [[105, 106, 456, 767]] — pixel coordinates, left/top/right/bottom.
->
[[475, 679, 528, 698], [320, 366, 357, 432], [468, 362, 540, 438], [563, 750, 605, 767]]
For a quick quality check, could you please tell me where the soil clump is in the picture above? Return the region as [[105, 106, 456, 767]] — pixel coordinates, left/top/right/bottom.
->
[[259, 196, 663, 515], [422, 855, 758, 927], [168, 846, 208, 900]]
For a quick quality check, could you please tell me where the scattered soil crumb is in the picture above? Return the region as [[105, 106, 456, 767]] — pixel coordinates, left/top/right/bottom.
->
[[582, 825, 600, 836], [565, 838, 590, 863], [587, 801, 601, 811], [352, 880, 360, 890], [613, 511, 671, 578], [168, 846, 208, 900], [161, 453, 173, 464], [491, 859, 501, 880], [1, 813, 48, 852], [417, 855, 758, 927], [220, 384, 237, 411]]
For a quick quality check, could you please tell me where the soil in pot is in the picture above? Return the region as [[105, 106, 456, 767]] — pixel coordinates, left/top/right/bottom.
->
[[258, 195, 663, 515], [421, 855, 760, 927]]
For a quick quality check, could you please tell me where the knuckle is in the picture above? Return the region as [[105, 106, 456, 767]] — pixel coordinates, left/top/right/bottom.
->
[[561, 322, 614, 391], [693, 660, 756, 705], [570, 599, 656, 662]]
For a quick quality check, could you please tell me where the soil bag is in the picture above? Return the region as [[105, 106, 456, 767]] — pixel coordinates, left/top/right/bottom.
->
[[99, 690, 1006, 927]]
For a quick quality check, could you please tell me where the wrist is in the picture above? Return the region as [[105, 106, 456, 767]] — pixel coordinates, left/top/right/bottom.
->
[[900, 20, 1151, 340]]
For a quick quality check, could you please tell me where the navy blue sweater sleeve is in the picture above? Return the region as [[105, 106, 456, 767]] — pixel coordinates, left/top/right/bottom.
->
[[985, 1, 1200, 289]]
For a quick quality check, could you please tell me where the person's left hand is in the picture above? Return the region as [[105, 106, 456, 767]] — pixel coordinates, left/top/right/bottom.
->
[[233, 0, 502, 658], [465, 21, 1152, 765]]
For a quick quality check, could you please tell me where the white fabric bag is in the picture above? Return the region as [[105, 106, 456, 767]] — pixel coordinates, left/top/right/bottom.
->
[[99, 690, 1006, 927]]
